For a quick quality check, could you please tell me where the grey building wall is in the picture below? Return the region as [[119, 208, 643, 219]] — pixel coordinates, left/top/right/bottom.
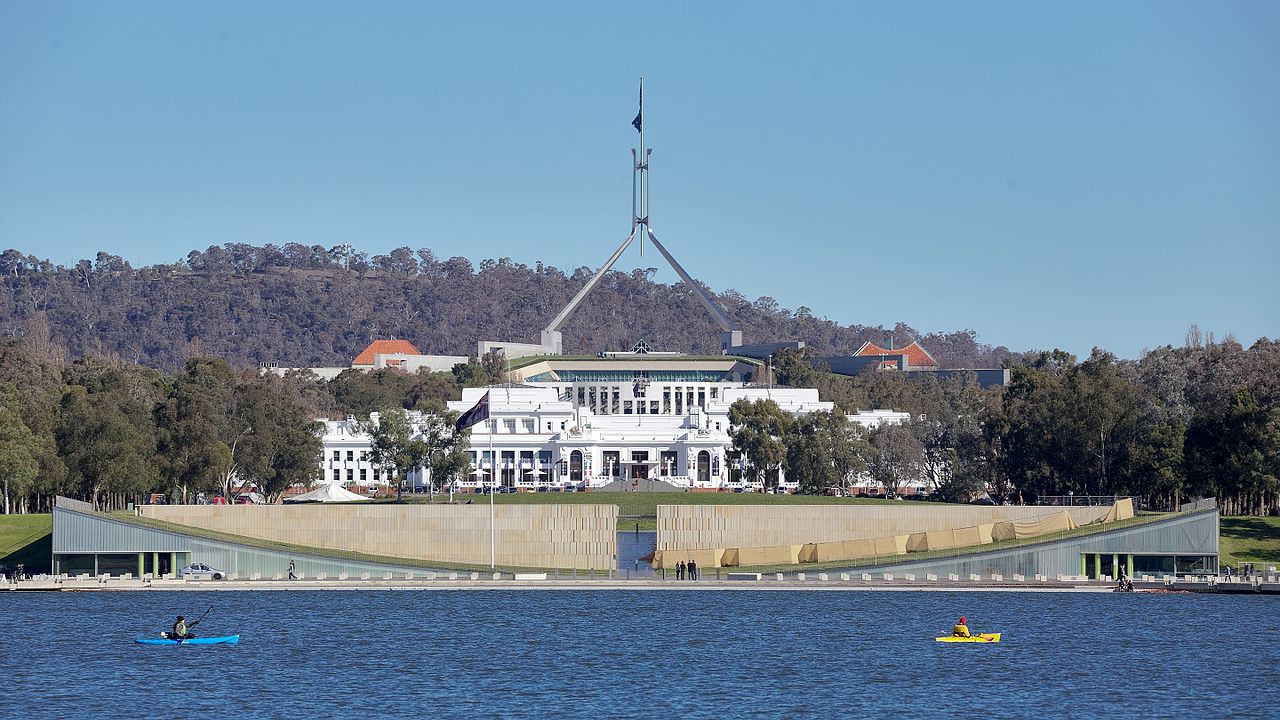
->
[[830, 510, 1219, 578], [53, 505, 467, 578]]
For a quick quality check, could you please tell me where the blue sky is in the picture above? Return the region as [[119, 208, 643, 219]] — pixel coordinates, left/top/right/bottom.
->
[[2, 1, 1276, 359]]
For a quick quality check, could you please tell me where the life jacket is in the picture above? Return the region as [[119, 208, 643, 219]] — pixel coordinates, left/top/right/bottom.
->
[[952, 624, 971, 638]]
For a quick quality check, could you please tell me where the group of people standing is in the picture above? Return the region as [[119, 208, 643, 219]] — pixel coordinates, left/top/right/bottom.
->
[[674, 559, 698, 580]]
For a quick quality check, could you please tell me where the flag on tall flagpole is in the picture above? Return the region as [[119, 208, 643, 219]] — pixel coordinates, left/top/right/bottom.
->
[[632, 81, 643, 133], [455, 391, 490, 432]]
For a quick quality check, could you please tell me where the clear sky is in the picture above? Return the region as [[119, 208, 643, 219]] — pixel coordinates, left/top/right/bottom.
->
[[2, 1, 1277, 359]]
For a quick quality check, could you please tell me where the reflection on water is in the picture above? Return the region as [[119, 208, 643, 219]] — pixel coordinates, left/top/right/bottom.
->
[[2, 590, 1278, 719], [617, 530, 657, 576]]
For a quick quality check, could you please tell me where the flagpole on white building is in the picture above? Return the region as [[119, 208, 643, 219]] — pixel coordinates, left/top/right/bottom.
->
[[489, 415, 495, 569]]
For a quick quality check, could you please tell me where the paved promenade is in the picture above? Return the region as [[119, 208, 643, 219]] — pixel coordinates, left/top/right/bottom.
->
[[7, 574, 1276, 593]]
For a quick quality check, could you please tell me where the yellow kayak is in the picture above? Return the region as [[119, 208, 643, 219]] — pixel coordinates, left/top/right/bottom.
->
[[936, 633, 1001, 643]]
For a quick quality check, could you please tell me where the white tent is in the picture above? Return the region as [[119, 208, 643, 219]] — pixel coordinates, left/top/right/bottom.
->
[[285, 484, 368, 503]]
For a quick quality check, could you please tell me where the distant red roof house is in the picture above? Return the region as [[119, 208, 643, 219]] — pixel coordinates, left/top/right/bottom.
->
[[353, 339, 422, 367], [854, 341, 939, 369]]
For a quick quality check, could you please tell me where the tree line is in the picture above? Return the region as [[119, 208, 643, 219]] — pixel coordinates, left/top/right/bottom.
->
[[0, 334, 502, 513], [0, 244, 1012, 372], [740, 332, 1279, 516]]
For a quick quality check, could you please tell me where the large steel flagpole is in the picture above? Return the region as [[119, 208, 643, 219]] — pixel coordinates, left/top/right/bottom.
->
[[489, 415, 495, 569]]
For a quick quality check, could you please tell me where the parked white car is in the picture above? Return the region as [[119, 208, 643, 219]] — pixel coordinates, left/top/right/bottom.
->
[[178, 563, 226, 580]]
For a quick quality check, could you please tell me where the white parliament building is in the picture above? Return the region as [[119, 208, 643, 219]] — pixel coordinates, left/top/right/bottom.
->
[[316, 354, 910, 493], [309, 95, 917, 494]]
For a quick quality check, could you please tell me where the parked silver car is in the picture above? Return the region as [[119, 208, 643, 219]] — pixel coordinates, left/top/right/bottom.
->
[[178, 562, 226, 580]]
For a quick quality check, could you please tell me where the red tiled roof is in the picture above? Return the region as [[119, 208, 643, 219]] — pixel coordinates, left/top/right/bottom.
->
[[854, 340, 939, 368], [353, 339, 422, 366]]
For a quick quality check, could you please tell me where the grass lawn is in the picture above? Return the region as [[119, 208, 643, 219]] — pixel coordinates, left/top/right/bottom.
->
[[0, 514, 53, 573], [399, 491, 910, 525], [1218, 516, 1280, 569]]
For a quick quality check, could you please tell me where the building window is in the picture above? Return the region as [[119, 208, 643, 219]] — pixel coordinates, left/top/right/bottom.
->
[[501, 451, 515, 486], [603, 451, 621, 477], [661, 451, 678, 477], [697, 451, 711, 483], [570, 450, 583, 482]]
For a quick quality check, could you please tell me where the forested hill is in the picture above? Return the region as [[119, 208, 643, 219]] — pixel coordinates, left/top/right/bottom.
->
[[0, 245, 1013, 372]]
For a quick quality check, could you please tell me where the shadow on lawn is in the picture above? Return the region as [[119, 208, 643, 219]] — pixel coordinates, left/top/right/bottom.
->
[[1221, 517, 1280, 542]]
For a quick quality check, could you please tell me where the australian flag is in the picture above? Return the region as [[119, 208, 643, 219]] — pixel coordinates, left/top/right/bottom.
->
[[455, 391, 490, 432], [631, 83, 642, 132]]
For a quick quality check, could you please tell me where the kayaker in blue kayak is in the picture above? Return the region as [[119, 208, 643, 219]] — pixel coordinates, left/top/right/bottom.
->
[[168, 614, 199, 640], [952, 617, 971, 638]]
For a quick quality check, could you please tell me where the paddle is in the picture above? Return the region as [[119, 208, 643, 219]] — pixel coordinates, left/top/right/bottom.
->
[[190, 605, 214, 628]]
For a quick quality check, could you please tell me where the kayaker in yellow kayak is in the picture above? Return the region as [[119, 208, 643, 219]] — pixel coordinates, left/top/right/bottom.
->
[[952, 617, 971, 638]]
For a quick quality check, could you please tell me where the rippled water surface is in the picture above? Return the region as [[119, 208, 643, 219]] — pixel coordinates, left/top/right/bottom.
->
[[2, 590, 1277, 719]]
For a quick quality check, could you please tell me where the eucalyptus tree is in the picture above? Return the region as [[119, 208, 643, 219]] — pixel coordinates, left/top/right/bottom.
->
[[235, 378, 323, 502], [0, 383, 39, 514], [728, 399, 793, 489], [867, 423, 925, 498], [784, 411, 870, 495], [362, 407, 428, 500]]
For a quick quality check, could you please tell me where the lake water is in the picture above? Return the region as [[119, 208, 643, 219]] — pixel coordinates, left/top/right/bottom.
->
[[2, 590, 1277, 719]]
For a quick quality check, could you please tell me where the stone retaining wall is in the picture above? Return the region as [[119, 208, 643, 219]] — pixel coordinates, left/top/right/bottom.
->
[[139, 503, 617, 570], [656, 504, 1110, 551]]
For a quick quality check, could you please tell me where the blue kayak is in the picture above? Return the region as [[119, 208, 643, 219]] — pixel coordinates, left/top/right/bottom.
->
[[136, 635, 240, 645]]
